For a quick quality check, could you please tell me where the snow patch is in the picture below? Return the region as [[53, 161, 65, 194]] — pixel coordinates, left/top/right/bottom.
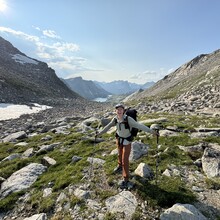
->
[[11, 54, 38, 65], [0, 103, 51, 121]]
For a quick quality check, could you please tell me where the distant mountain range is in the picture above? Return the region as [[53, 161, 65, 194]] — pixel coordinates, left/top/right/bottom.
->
[[63, 77, 155, 100], [62, 77, 111, 100], [94, 80, 155, 95]]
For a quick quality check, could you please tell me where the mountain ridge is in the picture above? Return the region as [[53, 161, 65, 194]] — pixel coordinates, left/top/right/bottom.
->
[[0, 36, 82, 106], [95, 80, 154, 95], [128, 49, 220, 109], [63, 77, 155, 100], [63, 76, 111, 100]]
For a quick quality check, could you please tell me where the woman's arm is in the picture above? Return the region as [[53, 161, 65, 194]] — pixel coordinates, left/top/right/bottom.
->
[[97, 117, 116, 136], [127, 116, 154, 134]]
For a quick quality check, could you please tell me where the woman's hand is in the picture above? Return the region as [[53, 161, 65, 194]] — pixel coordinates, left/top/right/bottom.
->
[[151, 129, 159, 136]]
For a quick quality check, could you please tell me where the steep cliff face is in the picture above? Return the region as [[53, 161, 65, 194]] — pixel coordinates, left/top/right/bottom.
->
[[0, 36, 82, 105]]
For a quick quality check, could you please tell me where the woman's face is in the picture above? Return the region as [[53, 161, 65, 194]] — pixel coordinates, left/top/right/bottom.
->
[[116, 107, 124, 117]]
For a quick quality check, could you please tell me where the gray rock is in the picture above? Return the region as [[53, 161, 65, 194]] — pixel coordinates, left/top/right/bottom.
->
[[41, 156, 57, 167], [56, 192, 67, 203], [2, 131, 27, 143], [87, 157, 105, 165], [195, 127, 220, 132], [177, 143, 204, 153], [37, 142, 60, 154], [160, 203, 207, 220], [214, 102, 220, 108], [23, 213, 47, 220], [134, 162, 154, 179], [22, 148, 35, 158], [40, 135, 53, 141], [1, 153, 21, 162], [191, 131, 219, 139], [129, 141, 149, 161], [14, 142, 28, 146], [82, 117, 99, 126], [160, 129, 179, 137], [43, 188, 52, 197], [105, 191, 138, 220], [72, 155, 82, 163], [202, 143, 220, 178], [0, 163, 47, 198], [74, 188, 90, 200], [86, 199, 102, 210], [50, 125, 70, 135]]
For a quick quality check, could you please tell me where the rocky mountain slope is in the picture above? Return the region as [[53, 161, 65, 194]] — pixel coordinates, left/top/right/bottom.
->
[[63, 77, 111, 100], [0, 36, 81, 105], [127, 50, 220, 115]]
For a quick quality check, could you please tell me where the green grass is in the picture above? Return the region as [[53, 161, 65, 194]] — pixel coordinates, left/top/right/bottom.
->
[[0, 142, 19, 161], [136, 176, 196, 208], [0, 191, 26, 212], [28, 190, 58, 213], [204, 136, 220, 145], [0, 158, 32, 179], [205, 178, 220, 190]]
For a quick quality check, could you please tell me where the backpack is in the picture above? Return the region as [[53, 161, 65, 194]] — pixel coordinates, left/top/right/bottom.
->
[[125, 108, 138, 137], [114, 107, 138, 139]]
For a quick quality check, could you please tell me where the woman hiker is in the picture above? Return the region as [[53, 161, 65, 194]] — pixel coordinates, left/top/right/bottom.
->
[[96, 103, 158, 189]]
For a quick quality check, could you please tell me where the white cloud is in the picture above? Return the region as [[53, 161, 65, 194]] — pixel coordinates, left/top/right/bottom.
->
[[34, 41, 80, 60], [42, 29, 61, 39], [130, 73, 141, 80], [0, 26, 40, 42], [52, 42, 80, 53], [0, 0, 7, 12], [32, 25, 41, 31], [129, 68, 174, 83], [0, 26, 87, 77]]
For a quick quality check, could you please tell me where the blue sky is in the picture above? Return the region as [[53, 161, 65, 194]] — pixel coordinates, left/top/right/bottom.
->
[[0, 0, 220, 84]]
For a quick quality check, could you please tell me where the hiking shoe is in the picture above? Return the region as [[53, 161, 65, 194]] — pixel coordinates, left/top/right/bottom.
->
[[126, 181, 134, 190], [113, 165, 122, 174], [118, 180, 134, 190], [118, 180, 127, 189]]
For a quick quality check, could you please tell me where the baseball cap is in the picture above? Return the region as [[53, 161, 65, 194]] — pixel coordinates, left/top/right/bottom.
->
[[115, 103, 125, 109]]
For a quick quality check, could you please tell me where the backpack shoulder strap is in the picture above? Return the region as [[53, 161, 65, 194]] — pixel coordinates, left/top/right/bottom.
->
[[124, 115, 130, 130], [114, 117, 117, 125]]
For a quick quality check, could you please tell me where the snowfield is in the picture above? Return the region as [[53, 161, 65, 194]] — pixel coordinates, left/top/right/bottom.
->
[[0, 103, 51, 121]]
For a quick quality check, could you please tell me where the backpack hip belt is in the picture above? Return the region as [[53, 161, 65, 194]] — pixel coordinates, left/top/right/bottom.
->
[[116, 133, 134, 145]]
